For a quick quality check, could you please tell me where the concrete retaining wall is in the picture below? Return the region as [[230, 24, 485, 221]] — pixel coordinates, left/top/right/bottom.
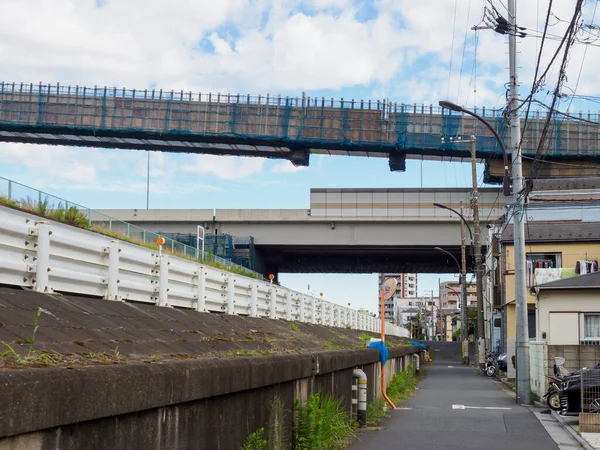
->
[[0, 347, 420, 450]]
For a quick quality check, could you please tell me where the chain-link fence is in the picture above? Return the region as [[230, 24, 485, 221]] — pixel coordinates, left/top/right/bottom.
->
[[580, 368, 600, 413]]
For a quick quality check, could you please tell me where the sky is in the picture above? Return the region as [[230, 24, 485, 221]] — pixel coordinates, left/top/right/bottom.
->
[[1, 0, 599, 311]]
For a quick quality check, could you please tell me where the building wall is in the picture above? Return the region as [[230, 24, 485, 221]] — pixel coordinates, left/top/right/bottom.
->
[[537, 289, 600, 345], [378, 273, 417, 322], [502, 242, 600, 339], [440, 281, 476, 309]]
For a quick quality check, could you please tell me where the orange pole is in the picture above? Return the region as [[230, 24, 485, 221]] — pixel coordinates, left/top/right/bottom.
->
[[380, 289, 396, 409]]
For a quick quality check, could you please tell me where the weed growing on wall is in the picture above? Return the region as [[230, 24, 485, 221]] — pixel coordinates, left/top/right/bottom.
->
[[267, 395, 287, 450], [293, 392, 354, 450], [386, 365, 417, 404], [242, 428, 267, 450]]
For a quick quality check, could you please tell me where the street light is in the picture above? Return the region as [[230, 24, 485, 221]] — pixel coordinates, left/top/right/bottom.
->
[[434, 201, 470, 343], [438, 100, 510, 197], [435, 246, 467, 342], [434, 246, 461, 274], [433, 202, 473, 243]]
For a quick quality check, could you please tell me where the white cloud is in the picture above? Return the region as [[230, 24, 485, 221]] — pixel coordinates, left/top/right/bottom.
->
[[184, 155, 266, 179]]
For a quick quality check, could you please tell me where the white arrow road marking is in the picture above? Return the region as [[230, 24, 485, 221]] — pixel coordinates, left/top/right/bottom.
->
[[453, 404, 512, 410]]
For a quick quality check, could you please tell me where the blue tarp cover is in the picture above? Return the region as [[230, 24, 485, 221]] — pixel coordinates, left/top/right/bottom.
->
[[368, 341, 389, 365]]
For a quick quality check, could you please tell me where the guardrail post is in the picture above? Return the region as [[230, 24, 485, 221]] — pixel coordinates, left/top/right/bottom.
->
[[158, 254, 169, 307], [104, 240, 120, 301], [250, 282, 258, 317], [285, 292, 292, 320], [33, 222, 52, 293], [269, 286, 277, 319], [299, 296, 306, 322], [227, 275, 236, 315], [195, 266, 206, 312]]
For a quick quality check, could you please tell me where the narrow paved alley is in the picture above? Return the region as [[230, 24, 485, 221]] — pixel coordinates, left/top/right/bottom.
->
[[351, 345, 580, 450]]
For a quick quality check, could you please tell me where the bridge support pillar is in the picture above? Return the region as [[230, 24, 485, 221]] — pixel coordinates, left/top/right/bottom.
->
[[288, 148, 310, 167]]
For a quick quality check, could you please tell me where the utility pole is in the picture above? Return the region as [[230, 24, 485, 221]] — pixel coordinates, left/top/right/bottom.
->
[[508, 0, 530, 405], [460, 202, 468, 342], [470, 136, 485, 365]]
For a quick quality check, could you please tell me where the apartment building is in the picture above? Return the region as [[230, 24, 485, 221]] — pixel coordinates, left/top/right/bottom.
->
[[377, 273, 417, 321]]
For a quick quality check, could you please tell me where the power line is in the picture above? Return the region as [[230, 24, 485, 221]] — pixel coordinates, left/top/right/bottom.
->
[[447, 0, 459, 99], [529, 0, 586, 190], [519, 0, 553, 152], [567, 0, 599, 112], [457, 0, 473, 102]]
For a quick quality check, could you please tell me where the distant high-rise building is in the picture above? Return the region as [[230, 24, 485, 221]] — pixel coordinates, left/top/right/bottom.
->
[[378, 273, 418, 322], [440, 280, 477, 310]]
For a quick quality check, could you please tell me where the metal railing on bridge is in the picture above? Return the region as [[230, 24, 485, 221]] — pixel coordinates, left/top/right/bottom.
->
[[1, 82, 599, 161]]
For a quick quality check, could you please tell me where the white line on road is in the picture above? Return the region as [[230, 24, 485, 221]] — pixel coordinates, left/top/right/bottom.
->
[[452, 404, 512, 410]]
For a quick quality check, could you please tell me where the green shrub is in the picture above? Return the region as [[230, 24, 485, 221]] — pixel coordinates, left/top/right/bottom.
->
[[366, 398, 389, 427], [387, 365, 416, 404], [242, 428, 267, 450], [294, 392, 354, 450]]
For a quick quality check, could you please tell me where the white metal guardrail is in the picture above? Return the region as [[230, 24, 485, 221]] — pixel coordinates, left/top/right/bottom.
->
[[0, 205, 410, 337]]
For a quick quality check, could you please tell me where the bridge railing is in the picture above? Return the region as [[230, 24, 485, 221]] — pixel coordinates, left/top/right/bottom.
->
[[1, 82, 599, 158], [0, 202, 409, 337], [0, 175, 263, 280]]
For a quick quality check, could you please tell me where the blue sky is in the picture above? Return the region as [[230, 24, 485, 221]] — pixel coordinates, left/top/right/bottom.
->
[[1, 0, 599, 311]]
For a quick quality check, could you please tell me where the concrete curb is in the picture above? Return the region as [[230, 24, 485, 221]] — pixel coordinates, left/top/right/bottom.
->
[[551, 411, 595, 450], [495, 379, 593, 450]]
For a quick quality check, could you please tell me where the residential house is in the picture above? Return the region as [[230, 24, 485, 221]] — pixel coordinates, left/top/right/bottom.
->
[[535, 271, 600, 346], [496, 221, 600, 351]]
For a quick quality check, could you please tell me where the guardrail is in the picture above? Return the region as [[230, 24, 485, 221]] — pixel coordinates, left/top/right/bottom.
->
[[0, 175, 264, 279], [0, 204, 409, 337]]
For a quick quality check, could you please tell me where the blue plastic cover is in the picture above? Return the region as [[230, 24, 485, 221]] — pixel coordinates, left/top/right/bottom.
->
[[368, 341, 389, 365], [409, 340, 425, 349]]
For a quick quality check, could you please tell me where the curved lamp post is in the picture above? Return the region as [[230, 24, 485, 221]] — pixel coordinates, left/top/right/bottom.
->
[[438, 100, 511, 197], [434, 247, 462, 278], [435, 246, 468, 342], [433, 202, 473, 243]]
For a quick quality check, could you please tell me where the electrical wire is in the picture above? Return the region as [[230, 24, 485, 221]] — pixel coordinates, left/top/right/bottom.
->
[[529, 1, 585, 188], [457, 0, 473, 102], [447, 0, 460, 99], [567, 0, 599, 112], [519, 0, 553, 153]]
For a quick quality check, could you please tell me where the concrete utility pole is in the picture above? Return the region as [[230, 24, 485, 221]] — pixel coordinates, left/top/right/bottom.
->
[[508, 0, 530, 405], [460, 202, 468, 342], [470, 137, 485, 363]]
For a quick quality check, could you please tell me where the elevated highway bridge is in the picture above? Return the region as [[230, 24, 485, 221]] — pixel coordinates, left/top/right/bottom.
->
[[96, 187, 507, 278], [1, 82, 600, 182]]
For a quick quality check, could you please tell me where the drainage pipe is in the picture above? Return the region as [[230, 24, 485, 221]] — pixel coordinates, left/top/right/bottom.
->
[[353, 369, 367, 428], [379, 288, 396, 410]]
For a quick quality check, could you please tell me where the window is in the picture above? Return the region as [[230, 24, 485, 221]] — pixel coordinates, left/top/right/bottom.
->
[[526, 252, 562, 287], [581, 314, 600, 344]]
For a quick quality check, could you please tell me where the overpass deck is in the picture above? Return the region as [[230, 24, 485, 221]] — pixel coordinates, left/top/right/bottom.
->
[[1, 83, 599, 181]]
